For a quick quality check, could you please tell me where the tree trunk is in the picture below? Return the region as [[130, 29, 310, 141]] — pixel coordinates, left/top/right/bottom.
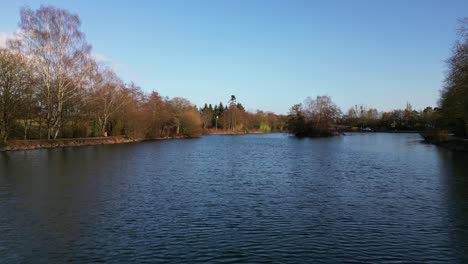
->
[[102, 116, 109, 137], [51, 115, 61, 140], [46, 112, 52, 140], [23, 120, 29, 140], [0, 127, 7, 143], [38, 118, 43, 140]]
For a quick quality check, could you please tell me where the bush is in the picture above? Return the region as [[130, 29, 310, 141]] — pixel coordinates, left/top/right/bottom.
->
[[180, 110, 202, 137], [259, 122, 271, 133]]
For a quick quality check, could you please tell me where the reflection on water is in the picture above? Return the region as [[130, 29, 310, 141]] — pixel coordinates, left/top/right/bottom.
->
[[1, 133, 467, 263]]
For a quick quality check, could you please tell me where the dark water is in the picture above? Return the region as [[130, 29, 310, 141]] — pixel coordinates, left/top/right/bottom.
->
[[1, 133, 468, 263]]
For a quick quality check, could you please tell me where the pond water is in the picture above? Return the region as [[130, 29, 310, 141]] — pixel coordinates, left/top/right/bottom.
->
[[1, 133, 467, 263]]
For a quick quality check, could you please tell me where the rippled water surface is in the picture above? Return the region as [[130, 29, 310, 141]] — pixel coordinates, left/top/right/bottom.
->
[[1, 133, 468, 263]]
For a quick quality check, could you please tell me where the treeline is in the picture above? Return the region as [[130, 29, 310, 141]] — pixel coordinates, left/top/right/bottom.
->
[[0, 6, 286, 144], [287, 97, 441, 137], [0, 6, 203, 142], [341, 103, 438, 132], [288, 19, 467, 138], [2, 6, 465, 143], [200, 95, 287, 133]]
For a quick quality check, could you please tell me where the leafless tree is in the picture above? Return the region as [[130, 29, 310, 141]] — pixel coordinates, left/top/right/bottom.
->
[[170, 97, 193, 135], [88, 65, 130, 137], [0, 48, 34, 142], [14, 6, 92, 139], [304, 95, 341, 132]]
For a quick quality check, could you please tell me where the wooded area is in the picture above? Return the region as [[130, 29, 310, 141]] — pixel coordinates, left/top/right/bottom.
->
[[286, 96, 441, 137], [0, 6, 287, 144], [0, 6, 466, 143]]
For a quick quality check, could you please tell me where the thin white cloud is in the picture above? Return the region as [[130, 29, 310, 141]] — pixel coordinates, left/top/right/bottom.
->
[[92, 53, 128, 74], [91, 53, 127, 72], [0, 32, 12, 48], [91, 53, 112, 64], [0, 30, 23, 49]]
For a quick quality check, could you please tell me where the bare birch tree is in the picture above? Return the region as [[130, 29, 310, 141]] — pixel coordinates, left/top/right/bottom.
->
[[15, 6, 91, 139]]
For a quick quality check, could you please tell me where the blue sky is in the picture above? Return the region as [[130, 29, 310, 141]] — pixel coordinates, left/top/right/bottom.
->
[[0, 0, 467, 114]]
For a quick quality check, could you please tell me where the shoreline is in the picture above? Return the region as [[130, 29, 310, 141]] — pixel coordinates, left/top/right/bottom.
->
[[203, 131, 264, 136], [342, 130, 420, 134], [423, 139, 468, 152], [0, 136, 195, 152], [419, 131, 468, 152], [0, 132, 270, 152], [4, 131, 465, 152], [0, 137, 141, 152]]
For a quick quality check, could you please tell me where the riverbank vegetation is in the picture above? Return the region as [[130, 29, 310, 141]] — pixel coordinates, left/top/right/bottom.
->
[[200, 95, 287, 134], [0, 5, 466, 147], [0, 6, 286, 147], [289, 19, 467, 139], [341, 103, 439, 132], [287, 97, 443, 137], [438, 18, 468, 138], [411, 18, 468, 149], [287, 96, 341, 137], [415, 18, 468, 151]]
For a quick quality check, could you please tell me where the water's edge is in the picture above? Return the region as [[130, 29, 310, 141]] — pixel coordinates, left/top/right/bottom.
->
[[0, 133, 266, 152], [3, 132, 466, 153], [0, 137, 138, 152]]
